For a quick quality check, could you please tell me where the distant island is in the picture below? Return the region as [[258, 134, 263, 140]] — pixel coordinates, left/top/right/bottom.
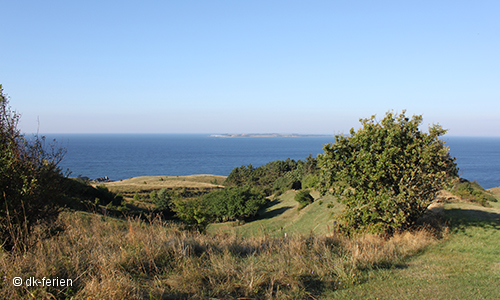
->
[[210, 133, 332, 138]]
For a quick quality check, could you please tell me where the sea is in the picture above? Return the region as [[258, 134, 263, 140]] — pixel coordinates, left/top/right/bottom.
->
[[42, 134, 500, 190]]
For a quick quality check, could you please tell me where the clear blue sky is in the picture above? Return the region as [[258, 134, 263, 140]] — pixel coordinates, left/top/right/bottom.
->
[[2, 1, 499, 136]]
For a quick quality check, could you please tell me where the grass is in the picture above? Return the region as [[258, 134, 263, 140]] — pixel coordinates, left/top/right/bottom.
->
[[98, 175, 225, 211], [101, 175, 225, 195], [1, 211, 437, 299], [207, 190, 344, 237], [2, 176, 499, 299], [327, 191, 500, 300]]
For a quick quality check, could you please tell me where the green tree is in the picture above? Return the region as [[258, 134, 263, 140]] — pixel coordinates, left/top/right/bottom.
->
[[171, 197, 209, 231], [0, 85, 66, 251], [153, 188, 172, 213], [318, 110, 457, 234], [224, 157, 316, 196], [204, 186, 267, 222]]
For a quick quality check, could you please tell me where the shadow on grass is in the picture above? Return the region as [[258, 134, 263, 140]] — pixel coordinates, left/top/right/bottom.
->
[[258, 206, 294, 220], [298, 274, 335, 296], [256, 199, 294, 220], [445, 208, 500, 233]]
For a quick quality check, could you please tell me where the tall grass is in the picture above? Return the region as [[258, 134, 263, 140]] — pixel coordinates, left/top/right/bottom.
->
[[1, 211, 438, 299]]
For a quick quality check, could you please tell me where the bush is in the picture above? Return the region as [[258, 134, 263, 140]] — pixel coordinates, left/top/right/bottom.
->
[[204, 186, 267, 222], [133, 192, 140, 201], [113, 193, 124, 206], [0, 85, 66, 251], [95, 184, 121, 206], [58, 179, 123, 210], [302, 174, 319, 189], [225, 156, 318, 196], [318, 110, 458, 234], [153, 188, 172, 213], [295, 190, 314, 210], [272, 170, 302, 194], [451, 179, 497, 206], [171, 197, 209, 231]]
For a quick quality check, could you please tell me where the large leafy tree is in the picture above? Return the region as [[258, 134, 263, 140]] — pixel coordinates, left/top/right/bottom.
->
[[318, 110, 457, 234]]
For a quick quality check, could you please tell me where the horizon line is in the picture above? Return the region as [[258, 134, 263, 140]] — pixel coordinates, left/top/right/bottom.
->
[[23, 132, 500, 138]]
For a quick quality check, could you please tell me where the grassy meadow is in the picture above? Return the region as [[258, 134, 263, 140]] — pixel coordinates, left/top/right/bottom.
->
[[101, 175, 225, 211], [1, 175, 499, 299]]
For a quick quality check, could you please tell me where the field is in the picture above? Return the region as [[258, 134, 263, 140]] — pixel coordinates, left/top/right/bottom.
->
[[1, 176, 499, 299], [101, 175, 226, 195], [99, 175, 225, 210]]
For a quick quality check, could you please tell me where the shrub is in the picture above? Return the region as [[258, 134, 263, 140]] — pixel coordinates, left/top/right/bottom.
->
[[225, 156, 318, 196], [318, 110, 458, 234], [204, 186, 267, 222], [302, 173, 319, 189], [451, 179, 497, 205], [60, 179, 123, 209], [295, 190, 314, 210], [153, 188, 172, 213], [113, 194, 124, 206], [272, 170, 302, 194], [0, 85, 66, 251], [171, 197, 209, 231], [133, 192, 140, 201], [95, 184, 120, 206]]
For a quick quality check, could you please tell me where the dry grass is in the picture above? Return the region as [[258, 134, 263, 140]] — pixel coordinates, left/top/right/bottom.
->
[[0, 210, 439, 299], [101, 175, 226, 192], [98, 175, 225, 208], [488, 186, 500, 198]]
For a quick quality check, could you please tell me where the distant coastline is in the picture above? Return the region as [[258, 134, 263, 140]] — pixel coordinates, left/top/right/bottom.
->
[[210, 133, 332, 138]]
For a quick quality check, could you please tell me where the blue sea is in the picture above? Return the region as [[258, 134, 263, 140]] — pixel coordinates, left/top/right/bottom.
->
[[44, 134, 500, 189]]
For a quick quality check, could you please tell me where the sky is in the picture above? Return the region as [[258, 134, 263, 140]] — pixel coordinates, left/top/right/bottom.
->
[[1, 0, 499, 136]]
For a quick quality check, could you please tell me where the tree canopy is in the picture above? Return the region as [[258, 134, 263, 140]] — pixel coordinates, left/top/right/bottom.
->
[[318, 110, 457, 234], [224, 156, 318, 196]]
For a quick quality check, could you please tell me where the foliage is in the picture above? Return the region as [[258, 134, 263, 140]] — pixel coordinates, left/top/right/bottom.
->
[[450, 179, 497, 206], [0, 85, 67, 251], [225, 155, 318, 196], [149, 190, 157, 201], [151, 188, 173, 214], [133, 192, 140, 201], [302, 173, 319, 189], [171, 197, 209, 231], [295, 189, 314, 210], [203, 186, 267, 222], [61, 179, 123, 209], [318, 110, 458, 234], [272, 168, 302, 195], [94, 184, 123, 206]]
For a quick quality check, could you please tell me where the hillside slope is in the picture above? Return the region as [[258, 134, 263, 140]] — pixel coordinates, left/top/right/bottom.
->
[[207, 190, 342, 237]]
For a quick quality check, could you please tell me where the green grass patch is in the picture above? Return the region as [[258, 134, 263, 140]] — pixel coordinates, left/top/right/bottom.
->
[[207, 190, 342, 237], [326, 200, 500, 299]]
